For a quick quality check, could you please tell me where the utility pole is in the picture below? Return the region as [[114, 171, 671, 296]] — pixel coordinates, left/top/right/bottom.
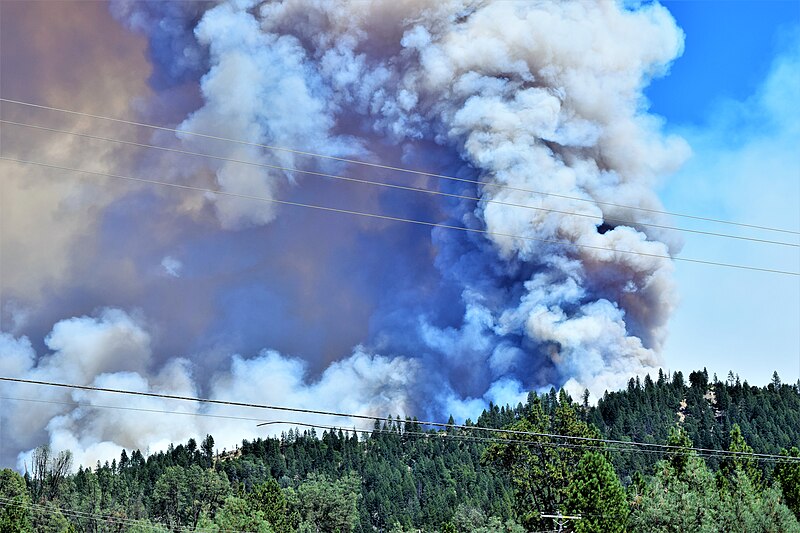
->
[[541, 511, 582, 532]]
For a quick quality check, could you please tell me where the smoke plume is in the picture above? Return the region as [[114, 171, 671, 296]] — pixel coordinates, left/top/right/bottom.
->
[[1, 0, 690, 468]]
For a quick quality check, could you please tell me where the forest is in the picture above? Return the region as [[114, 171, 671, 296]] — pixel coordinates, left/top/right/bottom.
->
[[1, 369, 799, 532]]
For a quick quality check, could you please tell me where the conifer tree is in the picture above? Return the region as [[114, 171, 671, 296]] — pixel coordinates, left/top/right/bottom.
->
[[776, 447, 800, 520], [563, 452, 628, 533], [0, 469, 33, 532], [719, 424, 760, 491]]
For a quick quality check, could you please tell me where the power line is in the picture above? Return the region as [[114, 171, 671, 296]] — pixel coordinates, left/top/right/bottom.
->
[[2, 97, 797, 236], [0, 494, 615, 532], [0, 496, 178, 533], [254, 419, 789, 463], [1, 156, 797, 277], [4, 119, 797, 249], [0, 499, 153, 532], [2, 395, 783, 463], [0, 395, 271, 424], [0, 395, 636, 458], [0, 495, 251, 533], [0, 396, 665, 462], [2, 376, 798, 463], [251, 421, 665, 459]]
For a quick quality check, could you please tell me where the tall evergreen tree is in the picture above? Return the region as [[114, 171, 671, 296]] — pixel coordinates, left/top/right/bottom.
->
[[483, 391, 603, 530], [249, 479, 294, 532], [0, 469, 33, 532], [563, 452, 628, 533], [776, 447, 800, 521], [719, 424, 760, 491]]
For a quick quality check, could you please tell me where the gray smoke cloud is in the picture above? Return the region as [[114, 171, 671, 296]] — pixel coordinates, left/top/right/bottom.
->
[[222, 0, 688, 397], [2, 309, 417, 470], [175, 0, 361, 228], [1, 0, 690, 468]]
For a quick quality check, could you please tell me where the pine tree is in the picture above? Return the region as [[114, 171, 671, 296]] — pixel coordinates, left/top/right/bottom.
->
[[201, 435, 215, 467], [563, 452, 628, 533], [666, 426, 693, 477], [719, 424, 760, 491], [0, 469, 33, 532], [483, 391, 602, 530], [775, 447, 800, 520], [249, 479, 293, 532]]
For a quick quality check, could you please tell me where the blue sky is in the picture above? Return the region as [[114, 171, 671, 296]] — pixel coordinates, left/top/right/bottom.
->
[[648, 1, 799, 125], [647, 1, 800, 385]]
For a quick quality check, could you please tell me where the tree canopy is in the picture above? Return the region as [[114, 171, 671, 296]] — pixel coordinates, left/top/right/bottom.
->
[[2, 369, 798, 532]]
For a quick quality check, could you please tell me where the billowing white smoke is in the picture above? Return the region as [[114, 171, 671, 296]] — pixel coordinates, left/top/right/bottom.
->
[[2, 0, 691, 469], [173, 0, 359, 228], [186, 0, 687, 398], [1, 310, 417, 469]]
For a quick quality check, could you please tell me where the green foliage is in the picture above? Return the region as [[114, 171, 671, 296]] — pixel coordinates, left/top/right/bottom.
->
[[776, 447, 800, 520], [630, 454, 721, 532], [449, 504, 525, 532], [440, 521, 457, 533], [198, 496, 275, 532], [0, 468, 33, 532], [29, 502, 72, 533], [719, 424, 761, 492], [4, 368, 798, 532], [152, 465, 230, 529], [124, 518, 171, 533], [152, 466, 186, 528], [290, 473, 360, 533], [249, 479, 294, 532], [563, 452, 628, 533], [666, 426, 693, 476], [630, 452, 800, 532], [716, 470, 799, 533], [593, 369, 800, 480], [483, 390, 603, 530], [201, 435, 215, 468]]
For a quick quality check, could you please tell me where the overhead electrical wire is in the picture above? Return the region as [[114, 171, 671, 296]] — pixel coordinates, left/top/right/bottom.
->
[[253, 420, 783, 463], [0, 396, 650, 459], [1, 395, 785, 463], [0, 396, 681, 461], [0, 498, 159, 532], [0, 491, 599, 533], [2, 376, 798, 463], [1, 97, 797, 236], [0, 395, 770, 463], [0, 395, 272, 424], [0, 498, 171, 532], [0, 496, 251, 533], [3, 119, 797, 249], [1, 157, 797, 277]]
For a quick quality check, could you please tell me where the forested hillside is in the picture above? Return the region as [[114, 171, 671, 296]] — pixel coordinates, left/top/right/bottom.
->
[[2, 370, 799, 532], [589, 369, 800, 481]]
